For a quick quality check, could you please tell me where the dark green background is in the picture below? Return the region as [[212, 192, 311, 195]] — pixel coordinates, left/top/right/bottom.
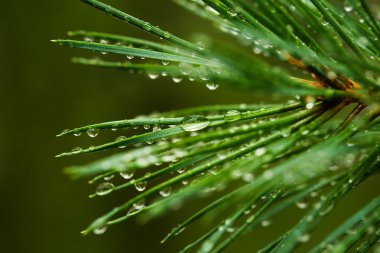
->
[[1, 1, 379, 252]]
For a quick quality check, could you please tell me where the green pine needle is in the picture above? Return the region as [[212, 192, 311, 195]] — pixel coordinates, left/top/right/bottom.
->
[[55, 0, 380, 252]]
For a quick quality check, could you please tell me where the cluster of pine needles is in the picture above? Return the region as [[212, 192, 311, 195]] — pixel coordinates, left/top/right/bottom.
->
[[54, 0, 380, 252]]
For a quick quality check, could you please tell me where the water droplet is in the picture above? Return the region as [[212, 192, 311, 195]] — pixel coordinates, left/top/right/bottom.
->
[[93, 225, 107, 235], [87, 128, 99, 138], [96, 182, 115, 196], [242, 172, 254, 182], [162, 61, 169, 66], [226, 227, 235, 233], [159, 186, 172, 197], [120, 169, 134, 179], [261, 220, 272, 227], [206, 83, 219, 90], [84, 37, 94, 42], [177, 167, 186, 174], [224, 110, 241, 122], [181, 116, 210, 132], [179, 62, 192, 75], [280, 128, 291, 137], [255, 147, 266, 156], [199, 66, 210, 80], [104, 175, 114, 181], [297, 233, 310, 243], [143, 22, 152, 31], [133, 199, 145, 210], [99, 39, 109, 55], [135, 181, 147, 191], [71, 147, 83, 154], [319, 203, 334, 216], [197, 42, 206, 51], [116, 136, 127, 148], [306, 102, 315, 109], [163, 31, 171, 38], [243, 30, 253, 40], [148, 73, 159, 79], [296, 200, 308, 209], [152, 125, 161, 132], [73, 132, 82, 137], [321, 19, 329, 26], [172, 77, 183, 83]]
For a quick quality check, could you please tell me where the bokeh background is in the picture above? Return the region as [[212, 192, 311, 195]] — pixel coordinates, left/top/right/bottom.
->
[[1, 1, 379, 252]]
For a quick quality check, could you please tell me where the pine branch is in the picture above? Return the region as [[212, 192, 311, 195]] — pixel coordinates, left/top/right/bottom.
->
[[54, 0, 380, 252]]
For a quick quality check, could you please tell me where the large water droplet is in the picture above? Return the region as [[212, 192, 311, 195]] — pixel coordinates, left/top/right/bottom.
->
[[181, 116, 210, 132], [96, 182, 115, 196], [87, 128, 99, 138]]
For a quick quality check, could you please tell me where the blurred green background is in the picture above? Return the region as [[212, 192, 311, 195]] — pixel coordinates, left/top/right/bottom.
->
[[1, 1, 379, 252]]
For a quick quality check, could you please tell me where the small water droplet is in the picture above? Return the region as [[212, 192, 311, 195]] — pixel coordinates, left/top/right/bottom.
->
[[179, 62, 192, 75], [143, 22, 152, 31], [133, 199, 145, 210], [306, 102, 315, 109], [71, 147, 83, 154], [261, 220, 272, 227], [172, 77, 183, 83], [148, 73, 159, 79], [319, 203, 334, 216], [297, 233, 310, 243], [93, 225, 107, 235], [152, 125, 161, 132], [120, 169, 134, 179], [296, 200, 308, 209], [224, 110, 241, 122], [197, 42, 206, 51], [163, 31, 171, 38], [199, 66, 210, 81], [87, 128, 99, 138], [321, 19, 329, 26], [206, 83, 219, 90], [255, 147, 266, 156], [96, 182, 115, 196], [73, 132, 82, 137], [135, 181, 147, 191], [116, 136, 127, 148], [84, 37, 94, 42], [104, 175, 114, 181], [177, 167, 186, 174], [159, 186, 172, 197]]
